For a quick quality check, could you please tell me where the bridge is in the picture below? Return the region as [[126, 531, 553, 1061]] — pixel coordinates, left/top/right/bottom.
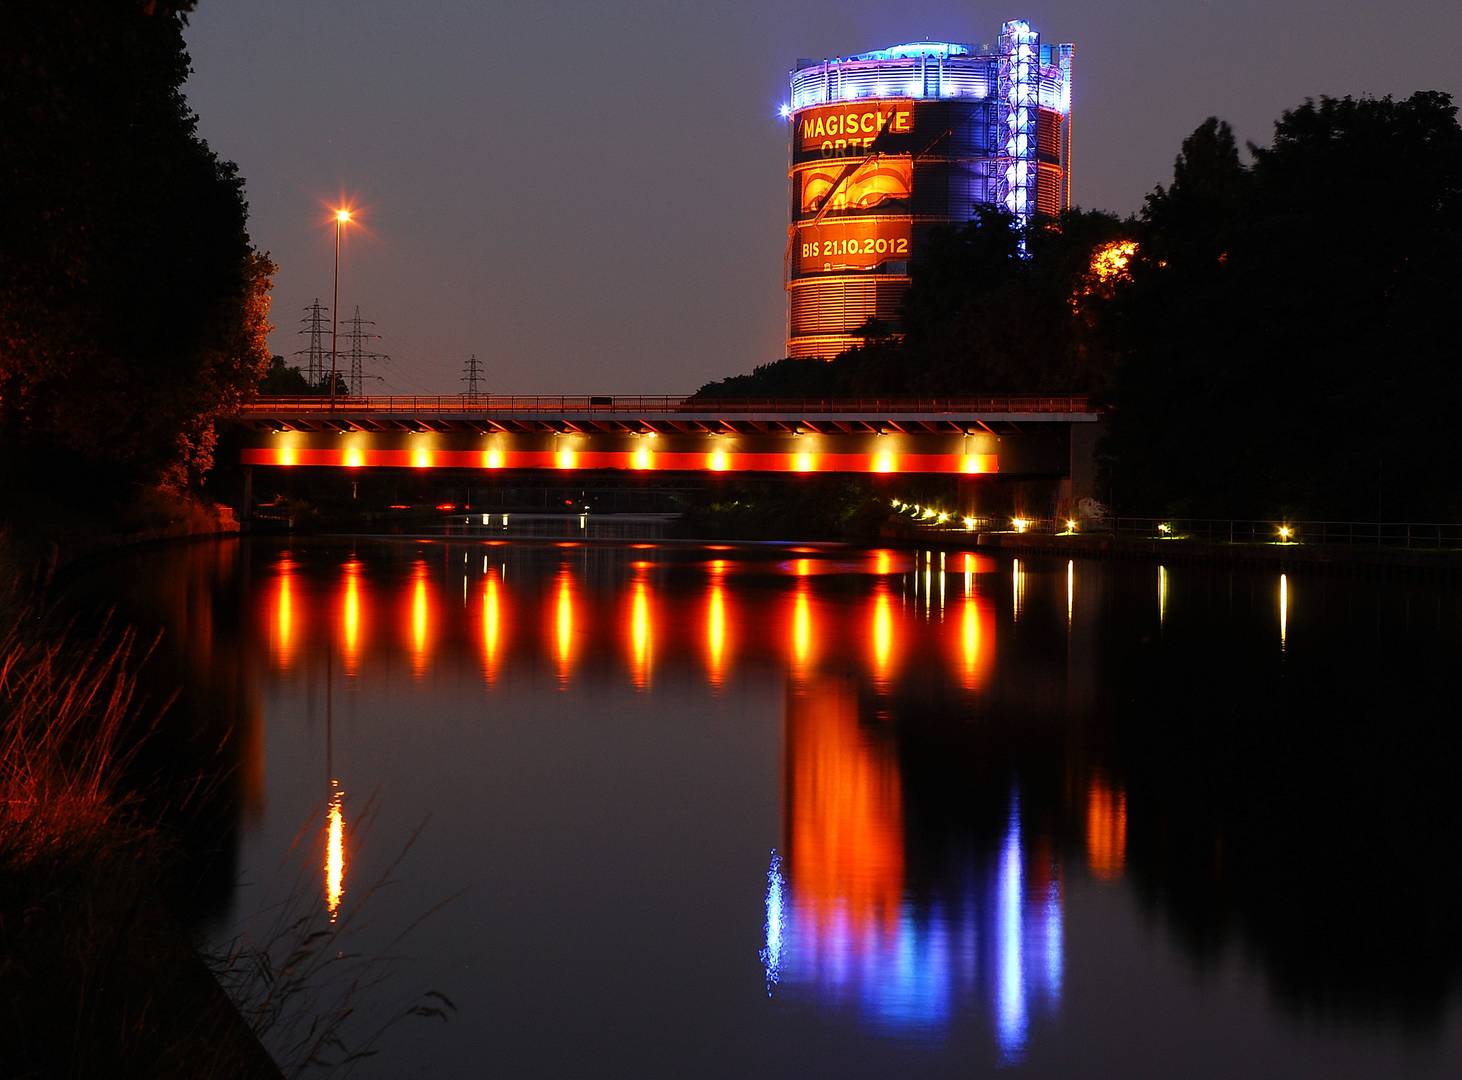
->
[[235, 394, 1099, 478]]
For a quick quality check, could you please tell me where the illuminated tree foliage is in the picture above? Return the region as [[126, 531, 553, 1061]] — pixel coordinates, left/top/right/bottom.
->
[[0, 1, 273, 500], [1101, 93, 1462, 519]]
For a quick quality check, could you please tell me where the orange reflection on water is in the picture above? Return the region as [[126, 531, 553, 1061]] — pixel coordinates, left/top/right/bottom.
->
[[790, 584, 815, 675], [481, 570, 504, 683], [341, 560, 363, 675], [1085, 775, 1128, 881], [272, 563, 297, 668], [409, 562, 432, 678], [956, 594, 995, 690], [627, 575, 654, 690], [870, 586, 896, 686], [553, 568, 577, 687], [706, 579, 729, 687], [326, 780, 345, 921], [788, 676, 904, 936]]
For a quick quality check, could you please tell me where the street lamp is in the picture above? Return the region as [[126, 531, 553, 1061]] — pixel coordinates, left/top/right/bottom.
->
[[330, 208, 353, 409]]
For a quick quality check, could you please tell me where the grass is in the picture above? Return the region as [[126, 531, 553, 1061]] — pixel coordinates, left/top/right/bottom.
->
[[0, 576, 280, 1077], [0, 559, 456, 1077], [212, 805, 459, 1077]]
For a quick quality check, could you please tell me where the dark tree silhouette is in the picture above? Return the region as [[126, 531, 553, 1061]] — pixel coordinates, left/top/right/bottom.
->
[[0, 1, 274, 501], [1100, 92, 1462, 519]]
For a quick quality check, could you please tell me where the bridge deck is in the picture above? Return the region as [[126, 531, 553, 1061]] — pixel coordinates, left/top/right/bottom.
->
[[235, 395, 1095, 477], [238, 395, 1098, 435]]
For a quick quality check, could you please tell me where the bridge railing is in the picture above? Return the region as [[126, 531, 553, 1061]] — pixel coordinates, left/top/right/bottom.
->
[[907, 514, 1462, 551], [927, 515, 1462, 551], [1109, 517, 1462, 550], [239, 393, 1092, 415]]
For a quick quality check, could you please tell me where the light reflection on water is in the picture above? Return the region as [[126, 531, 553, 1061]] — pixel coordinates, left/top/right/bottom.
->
[[326, 778, 345, 922], [265, 545, 997, 696], [211, 539, 1462, 1077], [777, 675, 1063, 1049]]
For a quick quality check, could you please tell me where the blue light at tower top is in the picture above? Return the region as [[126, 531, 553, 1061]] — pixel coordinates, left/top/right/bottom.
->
[[794, 40, 974, 71], [786, 23, 1071, 116]]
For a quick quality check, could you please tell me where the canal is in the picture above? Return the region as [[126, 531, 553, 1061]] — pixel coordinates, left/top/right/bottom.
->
[[76, 538, 1462, 1077]]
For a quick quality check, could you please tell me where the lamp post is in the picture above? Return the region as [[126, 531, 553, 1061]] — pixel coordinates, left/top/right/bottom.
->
[[329, 208, 352, 409]]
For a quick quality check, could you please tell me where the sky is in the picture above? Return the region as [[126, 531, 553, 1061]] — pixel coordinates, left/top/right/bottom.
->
[[183, 1, 1461, 395]]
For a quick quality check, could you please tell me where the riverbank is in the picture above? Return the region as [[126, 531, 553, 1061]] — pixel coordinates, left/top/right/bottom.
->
[[0, 550, 280, 1078], [1, 489, 240, 585], [962, 529, 1462, 576]]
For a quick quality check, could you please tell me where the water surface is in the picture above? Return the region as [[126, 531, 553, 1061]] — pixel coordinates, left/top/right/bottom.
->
[[86, 539, 1462, 1077]]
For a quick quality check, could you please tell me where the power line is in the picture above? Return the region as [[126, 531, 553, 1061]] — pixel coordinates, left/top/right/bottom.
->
[[293, 299, 329, 386], [461, 353, 485, 398], [342, 306, 391, 397]]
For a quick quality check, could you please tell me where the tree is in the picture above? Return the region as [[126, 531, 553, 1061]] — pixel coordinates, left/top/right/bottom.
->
[[0, 1, 273, 500], [1100, 93, 1462, 519], [694, 208, 1127, 400], [259, 357, 315, 396]]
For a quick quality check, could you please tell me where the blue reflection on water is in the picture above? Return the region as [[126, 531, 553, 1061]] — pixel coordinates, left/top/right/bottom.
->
[[997, 798, 1027, 1061], [760, 850, 785, 994], [1043, 879, 1064, 1003], [767, 794, 1062, 1056]]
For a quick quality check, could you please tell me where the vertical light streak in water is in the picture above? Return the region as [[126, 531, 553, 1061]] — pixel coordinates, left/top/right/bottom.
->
[[1279, 572, 1288, 651], [923, 553, 933, 620], [274, 565, 296, 668], [341, 561, 361, 675], [1086, 775, 1127, 880], [938, 551, 946, 619], [1042, 879, 1063, 1002], [410, 563, 430, 679], [481, 570, 502, 683], [791, 584, 813, 675], [871, 587, 894, 686], [706, 579, 727, 688], [1011, 558, 1024, 622], [326, 780, 345, 922], [554, 568, 576, 687], [1158, 565, 1169, 631], [961, 595, 982, 689], [629, 576, 653, 690], [964, 552, 975, 598], [997, 797, 1027, 1062], [760, 850, 786, 994], [1066, 559, 1074, 629]]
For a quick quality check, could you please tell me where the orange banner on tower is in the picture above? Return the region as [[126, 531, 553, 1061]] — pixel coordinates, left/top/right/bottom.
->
[[795, 101, 913, 157], [799, 158, 912, 215], [794, 218, 912, 275]]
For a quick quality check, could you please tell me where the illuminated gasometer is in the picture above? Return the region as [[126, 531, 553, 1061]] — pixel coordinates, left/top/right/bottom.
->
[[784, 26, 1072, 359]]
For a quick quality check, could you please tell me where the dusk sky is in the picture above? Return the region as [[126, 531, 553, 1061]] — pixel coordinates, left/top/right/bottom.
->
[[183, 1, 1460, 395]]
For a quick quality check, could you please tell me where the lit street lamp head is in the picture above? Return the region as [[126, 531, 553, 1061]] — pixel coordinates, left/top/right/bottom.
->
[[335, 208, 352, 224]]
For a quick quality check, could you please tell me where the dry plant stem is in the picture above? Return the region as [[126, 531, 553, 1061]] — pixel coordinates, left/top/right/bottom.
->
[[213, 808, 461, 1077]]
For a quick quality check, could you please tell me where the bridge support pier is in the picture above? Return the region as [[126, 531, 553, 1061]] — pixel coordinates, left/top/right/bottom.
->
[[240, 465, 253, 523], [1066, 420, 1103, 514]]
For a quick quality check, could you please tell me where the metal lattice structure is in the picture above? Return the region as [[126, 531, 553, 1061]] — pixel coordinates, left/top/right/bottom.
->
[[998, 19, 1040, 233], [461, 353, 485, 398], [342, 306, 389, 397], [293, 299, 329, 387]]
